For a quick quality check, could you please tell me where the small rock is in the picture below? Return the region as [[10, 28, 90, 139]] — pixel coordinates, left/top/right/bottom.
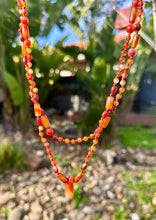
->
[[8, 207, 24, 220], [107, 191, 115, 199], [103, 150, 116, 165], [83, 206, 93, 214], [93, 186, 101, 196], [152, 196, 156, 205], [31, 200, 43, 213], [26, 153, 48, 171], [0, 192, 15, 206], [130, 213, 140, 220], [29, 212, 42, 220]]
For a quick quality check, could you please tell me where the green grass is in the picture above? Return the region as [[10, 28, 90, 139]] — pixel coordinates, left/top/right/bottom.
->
[[114, 167, 156, 220], [118, 125, 156, 149], [0, 139, 26, 172]]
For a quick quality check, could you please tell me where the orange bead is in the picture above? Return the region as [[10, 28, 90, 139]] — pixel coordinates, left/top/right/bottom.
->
[[120, 80, 126, 86], [127, 58, 133, 65], [41, 115, 50, 128], [41, 137, 46, 143], [39, 131, 44, 137], [93, 139, 98, 145], [116, 94, 122, 100], [77, 138, 82, 143], [65, 176, 74, 200], [34, 103, 41, 117], [102, 117, 111, 128], [129, 7, 137, 24], [89, 134, 94, 139], [114, 101, 119, 107], [88, 151, 93, 157], [85, 156, 90, 162], [113, 78, 119, 84], [74, 171, 84, 183], [123, 73, 128, 79], [119, 87, 125, 93], [58, 137, 63, 142], [81, 163, 87, 171], [83, 136, 88, 142], [90, 145, 96, 151], [51, 160, 56, 166], [57, 173, 68, 184], [106, 96, 114, 111], [65, 138, 70, 144], [22, 25, 29, 39], [131, 34, 140, 48], [71, 139, 76, 144], [22, 42, 28, 57], [44, 142, 49, 148]]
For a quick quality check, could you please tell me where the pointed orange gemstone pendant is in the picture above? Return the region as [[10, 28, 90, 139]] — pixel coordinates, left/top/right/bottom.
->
[[65, 175, 74, 200]]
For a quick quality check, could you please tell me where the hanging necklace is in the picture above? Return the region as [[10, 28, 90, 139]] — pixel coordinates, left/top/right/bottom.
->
[[16, 0, 144, 200]]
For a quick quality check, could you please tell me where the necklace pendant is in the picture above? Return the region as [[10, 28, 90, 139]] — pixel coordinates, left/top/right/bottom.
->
[[65, 175, 74, 200]]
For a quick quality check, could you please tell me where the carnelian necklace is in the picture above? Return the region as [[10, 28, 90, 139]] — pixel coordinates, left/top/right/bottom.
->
[[16, 0, 144, 200]]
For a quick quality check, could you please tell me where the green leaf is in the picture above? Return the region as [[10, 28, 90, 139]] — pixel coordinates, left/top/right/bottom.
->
[[3, 72, 24, 106]]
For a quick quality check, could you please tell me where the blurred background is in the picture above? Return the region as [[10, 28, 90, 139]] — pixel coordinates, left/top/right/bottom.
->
[[0, 0, 156, 219]]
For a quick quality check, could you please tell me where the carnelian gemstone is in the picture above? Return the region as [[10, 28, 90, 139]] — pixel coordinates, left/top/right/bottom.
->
[[88, 151, 93, 157], [81, 163, 87, 171], [65, 138, 70, 144], [65, 176, 74, 200], [46, 148, 51, 154], [41, 137, 46, 143], [90, 145, 95, 151], [106, 96, 114, 111], [85, 156, 90, 162], [114, 101, 119, 107], [116, 94, 122, 100], [95, 133, 100, 138], [102, 111, 109, 119], [34, 103, 41, 117], [123, 73, 128, 79], [36, 117, 42, 126], [58, 137, 63, 142], [44, 142, 49, 148], [21, 17, 29, 25], [120, 80, 126, 86], [51, 160, 56, 166], [116, 71, 122, 77], [131, 34, 140, 48], [71, 139, 76, 144], [102, 117, 111, 128], [41, 115, 50, 128], [93, 139, 98, 145], [22, 25, 29, 39], [77, 138, 82, 143], [53, 166, 58, 174], [127, 58, 133, 65], [57, 173, 68, 184], [49, 154, 53, 160], [74, 171, 84, 183], [119, 87, 125, 93], [113, 78, 119, 84], [89, 134, 94, 139], [22, 42, 28, 56], [129, 7, 137, 24], [111, 86, 117, 95], [127, 24, 134, 33], [138, 8, 144, 15], [84, 136, 88, 142]]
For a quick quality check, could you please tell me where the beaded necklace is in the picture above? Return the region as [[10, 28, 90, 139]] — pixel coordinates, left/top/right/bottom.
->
[[16, 0, 144, 200]]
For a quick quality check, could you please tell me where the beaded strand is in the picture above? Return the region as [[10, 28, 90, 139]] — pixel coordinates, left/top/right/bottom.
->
[[16, 0, 144, 199]]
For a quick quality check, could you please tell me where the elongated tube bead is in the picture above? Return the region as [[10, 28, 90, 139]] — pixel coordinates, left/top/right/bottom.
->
[[106, 96, 114, 110], [102, 117, 111, 128], [57, 173, 68, 184], [131, 34, 140, 48], [34, 103, 41, 117], [22, 25, 29, 39], [129, 7, 137, 24], [74, 171, 84, 183], [41, 115, 50, 128], [22, 42, 28, 57]]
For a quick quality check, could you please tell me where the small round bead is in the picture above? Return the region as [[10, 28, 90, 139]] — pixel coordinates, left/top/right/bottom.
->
[[44, 142, 49, 148], [53, 166, 58, 174], [111, 85, 117, 95], [21, 17, 29, 24], [127, 58, 133, 65], [116, 71, 122, 77], [51, 160, 56, 166], [90, 145, 96, 151], [123, 42, 129, 49], [36, 117, 42, 126], [138, 1, 143, 7], [126, 35, 131, 42], [77, 138, 82, 143], [25, 39, 31, 47], [84, 136, 88, 142], [102, 111, 109, 119], [116, 94, 122, 100], [65, 138, 70, 144], [89, 134, 95, 139], [58, 137, 63, 142], [40, 108, 44, 115], [113, 78, 119, 84], [134, 23, 141, 31], [124, 66, 130, 71], [71, 139, 76, 144], [128, 48, 136, 57], [119, 87, 125, 93], [88, 151, 93, 157], [114, 101, 119, 107], [119, 57, 125, 63], [93, 139, 98, 145], [127, 24, 134, 33], [41, 137, 46, 143], [46, 148, 51, 154], [49, 154, 53, 160], [121, 50, 127, 56], [46, 128, 54, 136], [85, 156, 90, 162], [123, 73, 128, 79], [95, 133, 100, 138]]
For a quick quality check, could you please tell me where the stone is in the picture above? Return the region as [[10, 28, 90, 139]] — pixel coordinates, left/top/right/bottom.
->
[[103, 150, 116, 165], [8, 207, 24, 220], [26, 153, 49, 171], [28, 212, 42, 220], [0, 192, 15, 206], [107, 191, 115, 199], [130, 213, 140, 220], [93, 186, 101, 196], [31, 200, 43, 213], [83, 206, 93, 214]]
